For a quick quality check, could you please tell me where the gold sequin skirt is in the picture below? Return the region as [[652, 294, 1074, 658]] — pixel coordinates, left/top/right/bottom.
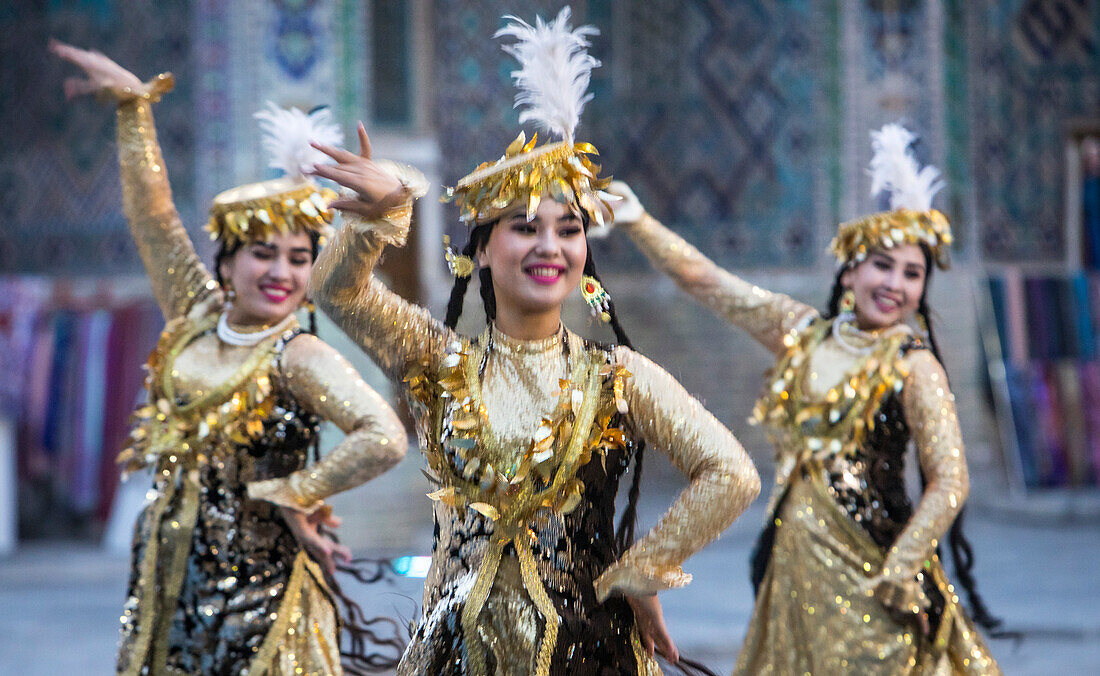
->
[[734, 473, 1001, 675]]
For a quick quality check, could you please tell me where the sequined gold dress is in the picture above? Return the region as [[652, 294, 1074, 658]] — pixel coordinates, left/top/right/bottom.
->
[[110, 88, 408, 676], [308, 210, 761, 676], [624, 214, 1001, 675]]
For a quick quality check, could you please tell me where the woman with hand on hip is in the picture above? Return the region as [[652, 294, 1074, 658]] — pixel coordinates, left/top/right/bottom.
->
[[53, 41, 410, 675], [609, 125, 1001, 674], [304, 9, 760, 675]]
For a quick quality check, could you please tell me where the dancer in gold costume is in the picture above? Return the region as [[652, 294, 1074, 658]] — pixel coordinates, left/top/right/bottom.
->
[[610, 125, 1002, 674], [302, 9, 760, 675], [52, 42, 409, 675]]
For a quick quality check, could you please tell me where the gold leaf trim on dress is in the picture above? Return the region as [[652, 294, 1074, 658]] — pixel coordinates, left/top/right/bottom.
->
[[118, 312, 289, 474], [118, 466, 179, 676], [247, 551, 340, 676], [404, 329, 630, 676], [150, 468, 202, 669], [752, 317, 914, 469], [119, 464, 205, 675], [118, 312, 298, 674]]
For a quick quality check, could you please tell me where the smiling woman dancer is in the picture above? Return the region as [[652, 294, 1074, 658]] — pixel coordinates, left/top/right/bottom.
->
[[609, 126, 1001, 674], [52, 41, 410, 675], [296, 9, 760, 675]]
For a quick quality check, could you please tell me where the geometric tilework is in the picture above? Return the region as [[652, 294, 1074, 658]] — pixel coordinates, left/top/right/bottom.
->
[[944, 0, 974, 252], [840, 1, 946, 231], [0, 1, 195, 275], [969, 0, 1100, 262], [431, 0, 838, 269], [193, 0, 367, 247]]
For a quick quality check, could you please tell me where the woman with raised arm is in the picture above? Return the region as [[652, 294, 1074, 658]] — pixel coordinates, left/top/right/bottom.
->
[[305, 9, 759, 675], [609, 126, 1001, 674], [52, 41, 410, 675]]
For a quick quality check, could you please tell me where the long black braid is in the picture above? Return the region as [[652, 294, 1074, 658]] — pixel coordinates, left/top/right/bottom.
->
[[579, 249, 650, 555], [443, 223, 494, 328], [823, 246, 1002, 633]]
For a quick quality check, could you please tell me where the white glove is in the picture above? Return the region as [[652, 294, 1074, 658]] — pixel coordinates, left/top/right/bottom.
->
[[606, 180, 645, 227]]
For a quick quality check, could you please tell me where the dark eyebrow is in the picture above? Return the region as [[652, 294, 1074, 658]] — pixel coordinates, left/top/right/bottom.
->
[[251, 242, 277, 251], [289, 247, 312, 255]]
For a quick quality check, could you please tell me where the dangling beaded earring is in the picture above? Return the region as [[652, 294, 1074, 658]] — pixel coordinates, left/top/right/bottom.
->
[[581, 275, 611, 323], [302, 298, 316, 313], [443, 235, 475, 278], [224, 283, 237, 305], [839, 288, 855, 313]]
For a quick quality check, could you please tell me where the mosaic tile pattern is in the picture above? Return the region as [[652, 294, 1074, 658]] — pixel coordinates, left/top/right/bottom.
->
[[0, 1, 195, 274], [969, 0, 1100, 262], [0, 1, 368, 275], [431, 0, 838, 269]]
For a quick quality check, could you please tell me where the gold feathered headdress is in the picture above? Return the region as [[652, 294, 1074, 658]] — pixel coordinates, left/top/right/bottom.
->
[[442, 8, 613, 229], [830, 124, 953, 269], [206, 103, 342, 248]]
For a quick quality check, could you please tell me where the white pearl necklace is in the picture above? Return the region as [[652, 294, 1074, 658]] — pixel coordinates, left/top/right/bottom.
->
[[831, 312, 875, 356], [831, 312, 912, 356], [216, 311, 296, 346]]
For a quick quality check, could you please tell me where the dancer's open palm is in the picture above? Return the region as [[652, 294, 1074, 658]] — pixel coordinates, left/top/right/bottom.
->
[[309, 123, 410, 221], [49, 39, 143, 100]]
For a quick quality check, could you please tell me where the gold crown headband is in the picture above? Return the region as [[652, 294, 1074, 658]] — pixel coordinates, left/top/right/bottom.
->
[[206, 102, 343, 248], [443, 132, 612, 227], [830, 124, 953, 270], [206, 177, 337, 248], [830, 208, 952, 270]]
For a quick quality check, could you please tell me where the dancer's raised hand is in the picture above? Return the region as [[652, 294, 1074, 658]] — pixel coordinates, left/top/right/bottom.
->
[[49, 38, 143, 100], [309, 122, 410, 220], [606, 180, 646, 227]]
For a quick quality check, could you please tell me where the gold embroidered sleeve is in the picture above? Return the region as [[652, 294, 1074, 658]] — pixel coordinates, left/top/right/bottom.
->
[[247, 334, 408, 513], [625, 213, 815, 353], [116, 89, 214, 320], [309, 209, 451, 382], [594, 347, 761, 601], [883, 349, 970, 585]]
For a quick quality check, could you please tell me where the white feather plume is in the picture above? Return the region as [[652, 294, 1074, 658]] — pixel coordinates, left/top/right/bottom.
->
[[495, 7, 600, 143], [867, 123, 944, 211], [253, 102, 344, 179]]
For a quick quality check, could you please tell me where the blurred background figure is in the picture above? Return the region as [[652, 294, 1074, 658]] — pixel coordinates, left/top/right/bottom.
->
[[2, 2, 1099, 674]]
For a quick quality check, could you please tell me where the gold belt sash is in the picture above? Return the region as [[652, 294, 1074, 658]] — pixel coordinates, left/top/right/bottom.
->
[[459, 361, 603, 676]]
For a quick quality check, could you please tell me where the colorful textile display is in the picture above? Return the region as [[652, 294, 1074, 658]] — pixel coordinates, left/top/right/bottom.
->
[[987, 271, 1100, 487], [0, 277, 160, 536]]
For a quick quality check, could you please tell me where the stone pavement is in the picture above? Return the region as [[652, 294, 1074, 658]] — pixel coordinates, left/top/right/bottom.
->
[[3, 452, 1099, 675]]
